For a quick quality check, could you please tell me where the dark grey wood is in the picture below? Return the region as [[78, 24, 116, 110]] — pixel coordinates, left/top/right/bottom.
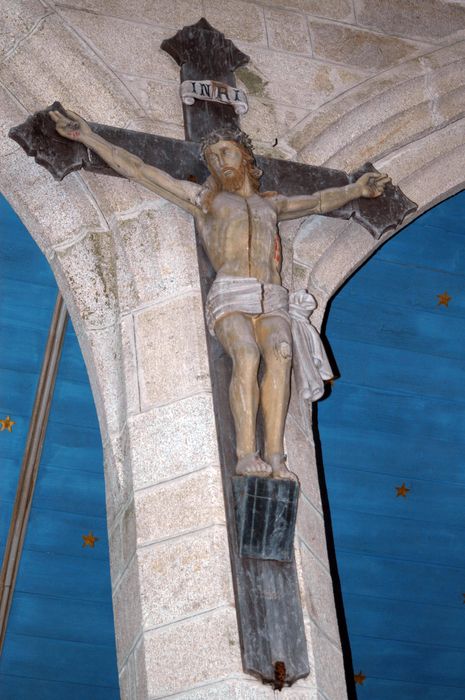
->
[[233, 477, 299, 562], [8, 105, 209, 184], [0, 294, 68, 653], [239, 559, 310, 685]]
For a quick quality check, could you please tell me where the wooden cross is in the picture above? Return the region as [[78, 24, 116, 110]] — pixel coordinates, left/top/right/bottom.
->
[[10, 18, 416, 688]]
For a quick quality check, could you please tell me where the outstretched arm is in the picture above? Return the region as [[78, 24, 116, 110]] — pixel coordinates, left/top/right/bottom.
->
[[274, 173, 391, 221], [49, 109, 202, 216]]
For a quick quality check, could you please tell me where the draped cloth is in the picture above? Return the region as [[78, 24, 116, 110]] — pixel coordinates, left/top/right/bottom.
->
[[206, 276, 333, 402], [288, 289, 333, 401]]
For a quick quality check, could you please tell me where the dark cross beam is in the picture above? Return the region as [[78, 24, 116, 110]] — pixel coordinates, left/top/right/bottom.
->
[[9, 18, 417, 688]]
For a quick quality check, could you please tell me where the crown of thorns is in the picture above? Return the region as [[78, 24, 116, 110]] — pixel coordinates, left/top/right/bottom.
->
[[200, 128, 255, 162]]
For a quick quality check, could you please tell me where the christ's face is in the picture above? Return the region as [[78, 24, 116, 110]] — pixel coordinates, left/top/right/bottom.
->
[[205, 140, 247, 192]]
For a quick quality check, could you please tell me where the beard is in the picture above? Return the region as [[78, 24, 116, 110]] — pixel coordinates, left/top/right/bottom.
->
[[216, 162, 247, 192]]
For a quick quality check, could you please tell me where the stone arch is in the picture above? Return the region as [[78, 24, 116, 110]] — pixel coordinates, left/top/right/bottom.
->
[[0, 12, 202, 523], [2, 82, 133, 528], [288, 42, 465, 325]]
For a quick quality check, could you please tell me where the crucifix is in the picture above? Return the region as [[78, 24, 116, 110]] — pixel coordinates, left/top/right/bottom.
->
[[10, 18, 416, 689]]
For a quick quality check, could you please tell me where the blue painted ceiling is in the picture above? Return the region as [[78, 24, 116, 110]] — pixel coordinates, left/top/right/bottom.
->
[[0, 194, 119, 699], [318, 189, 465, 698]]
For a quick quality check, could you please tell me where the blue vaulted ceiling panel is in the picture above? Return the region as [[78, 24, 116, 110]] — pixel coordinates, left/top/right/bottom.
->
[[322, 387, 465, 445], [398, 192, 465, 231], [0, 202, 55, 287], [0, 279, 57, 330], [2, 459, 23, 502], [0, 194, 118, 698], [350, 635, 465, 694], [0, 322, 56, 372], [377, 224, 465, 272], [2, 633, 117, 688], [58, 323, 96, 384], [350, 678, 465, 700], [0, 675, 120, 700], [0, 368, 46, 419], [7, 591, 116, 647], [337, 551, 465, 608], [318, 189, 465, 696], [333, 342, 465, 402], [318, 427, 465, 484], [331, 508, 465, 569], [338, 259, 464, 314], [345, 593, 465, 649], [327, 466, 465, 528], [39, 421, 103, 472], [15, 549, 113, 602], [0, 192, 56, 566], [32, 465, 109, 517], [20, 507, 110, 560], [49, 382, 102, 430], [327, 303, 465, 361]]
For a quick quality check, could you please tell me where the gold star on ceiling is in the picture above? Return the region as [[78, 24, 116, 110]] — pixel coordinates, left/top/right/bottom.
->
[[82, 531, 99, 548], [396, 483, 410, 497], [354, 671, 366, 686], [437, 292, 452, 307], [0, 416, 15, 432]]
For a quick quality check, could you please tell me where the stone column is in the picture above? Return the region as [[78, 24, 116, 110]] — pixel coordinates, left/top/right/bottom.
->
[[98, 203, 240, 698]]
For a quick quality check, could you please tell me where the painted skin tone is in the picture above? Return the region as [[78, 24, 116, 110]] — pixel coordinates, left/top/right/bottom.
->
[[50, 109, 391, 479]]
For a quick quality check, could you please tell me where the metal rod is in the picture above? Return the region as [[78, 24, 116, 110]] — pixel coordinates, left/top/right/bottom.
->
[[0, 292, 68, 654]]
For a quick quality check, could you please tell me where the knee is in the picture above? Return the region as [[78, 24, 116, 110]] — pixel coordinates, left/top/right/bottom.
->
[[265, 336, 292, 368], [277, 339, 292, 361], [232, 342, 260, 372]]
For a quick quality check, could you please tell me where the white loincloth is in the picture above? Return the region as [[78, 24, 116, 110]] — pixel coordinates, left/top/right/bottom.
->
[[206, 276, 334, 401]]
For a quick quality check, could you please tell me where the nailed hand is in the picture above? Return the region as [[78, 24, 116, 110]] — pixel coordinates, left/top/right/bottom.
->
[[356, 172, 391, 198], [49, 108, 92, 142]]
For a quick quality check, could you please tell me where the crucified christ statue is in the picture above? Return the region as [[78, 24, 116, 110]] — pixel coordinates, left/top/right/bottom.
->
[[50, 108, 390, 481]]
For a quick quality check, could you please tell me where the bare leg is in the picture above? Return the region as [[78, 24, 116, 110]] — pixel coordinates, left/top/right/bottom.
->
[[254, 314, 297, 480], [215, 312, 271, 476]]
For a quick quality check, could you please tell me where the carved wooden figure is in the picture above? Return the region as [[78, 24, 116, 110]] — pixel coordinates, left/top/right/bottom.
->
[[48, 108, 390, 479]]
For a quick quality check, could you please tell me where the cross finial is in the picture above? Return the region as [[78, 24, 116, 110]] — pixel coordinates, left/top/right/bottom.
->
[[161, 19, 250, 141], [161, 18, 249, 77]]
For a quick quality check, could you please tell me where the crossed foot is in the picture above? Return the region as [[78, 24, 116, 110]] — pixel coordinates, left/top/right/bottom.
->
[[236, 452, 299, 482]]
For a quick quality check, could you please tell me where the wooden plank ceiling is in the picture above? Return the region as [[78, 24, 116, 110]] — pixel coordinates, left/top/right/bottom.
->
[[0, 195, 119, 699], [318, 189, 465, 698]]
